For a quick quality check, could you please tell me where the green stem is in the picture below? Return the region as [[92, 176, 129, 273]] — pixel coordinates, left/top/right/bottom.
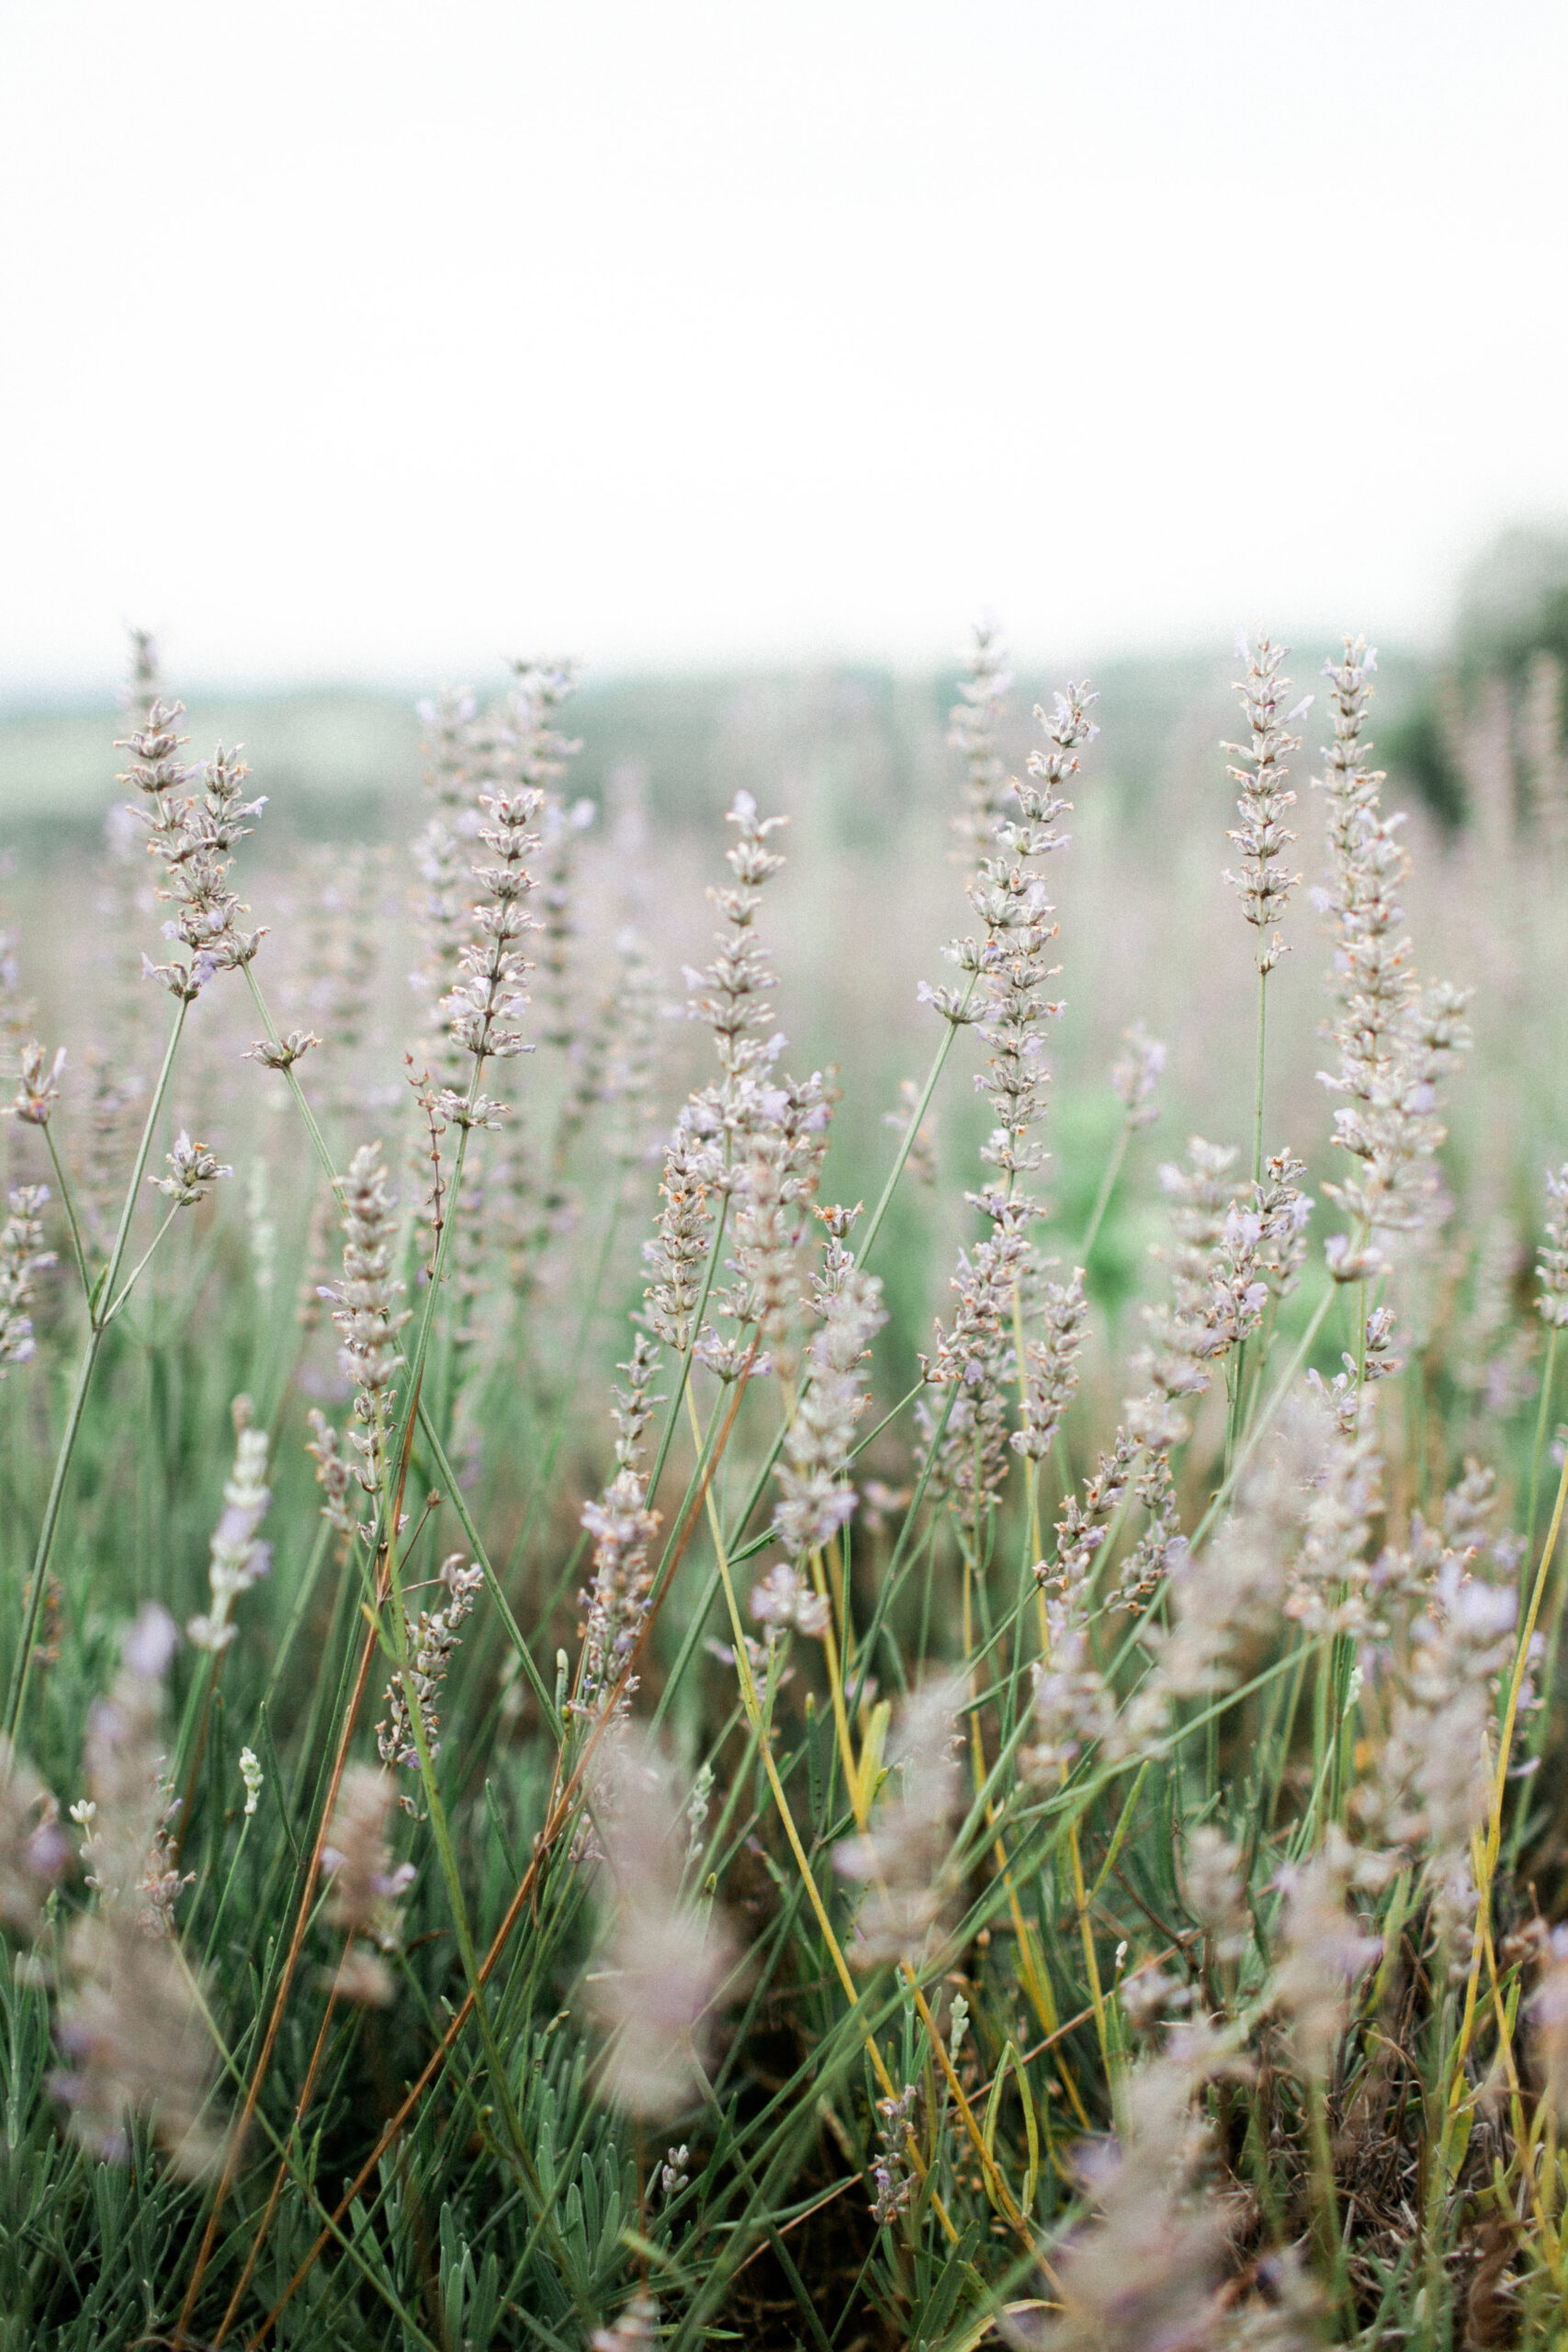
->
[[1078, 1123, 1130, 1266], [39, 1121, 93, 1303], [859, 976, 975, 1263], [1526, 1326, 1559, 1568], [1252, 962, 1268, 1189], [5, 993, 188, 1742], [98, 1203, 181, 1326]]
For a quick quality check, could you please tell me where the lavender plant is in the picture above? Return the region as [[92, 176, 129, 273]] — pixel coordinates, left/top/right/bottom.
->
[[3, 613, 1568, 2352]]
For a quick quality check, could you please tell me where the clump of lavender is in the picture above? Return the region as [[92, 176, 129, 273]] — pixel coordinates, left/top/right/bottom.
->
[[320, 1143, 411, 1526], [583, 1738, 736, 2117], [0, 1184, 54, 1374], [186, 1398, 272, 1654], [378, 1553, 484, 1778]]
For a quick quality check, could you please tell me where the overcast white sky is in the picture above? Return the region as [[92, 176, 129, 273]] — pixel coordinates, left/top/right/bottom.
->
[[2, 0, 1565, 695]]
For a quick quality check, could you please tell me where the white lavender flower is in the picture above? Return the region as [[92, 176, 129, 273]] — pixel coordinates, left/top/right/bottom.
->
[[321, 1765, 414, 2003], [304, 1405, 357, 1539], [320, 1143, 411, 1514], [1110, 1020, 1167, 1129], [1539, 1164, 1568, 1329], [584, 1738, 736, 2119], [53, 1911, 226, 2177], [575, 1472, 662, 1724], [378, 1553, 484, 1774], [1013, 1268, 1088, 1462], [0, 1734, 68, 1936], [883, 1075, 939, 1186], [119, 709, 267, 998], [186, 1399, 272, 1654], [750, 1563, 831, 1640], [440, 783, 542, 1063], [770, 1238, 886, 1559], [834, 1676, 964, 1971], [151, 1132, 231, 1208], [238, 1747, 263, 1818], [5, 1040, 66, 1126], [643, 1125, 716, 1352], [949, 623, 1014, 860], [1269, 1828, 1386, 2076], [1356, 1547, 1517, 1965], [1223, 634, 1303, 971], [71, 1603, 187, 1936], [869, 2083, 919, 2227], [1032, 2030, 1237, 2352], [0, 1184, 55, 1374], [1314, 638, 1471, 1276]]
